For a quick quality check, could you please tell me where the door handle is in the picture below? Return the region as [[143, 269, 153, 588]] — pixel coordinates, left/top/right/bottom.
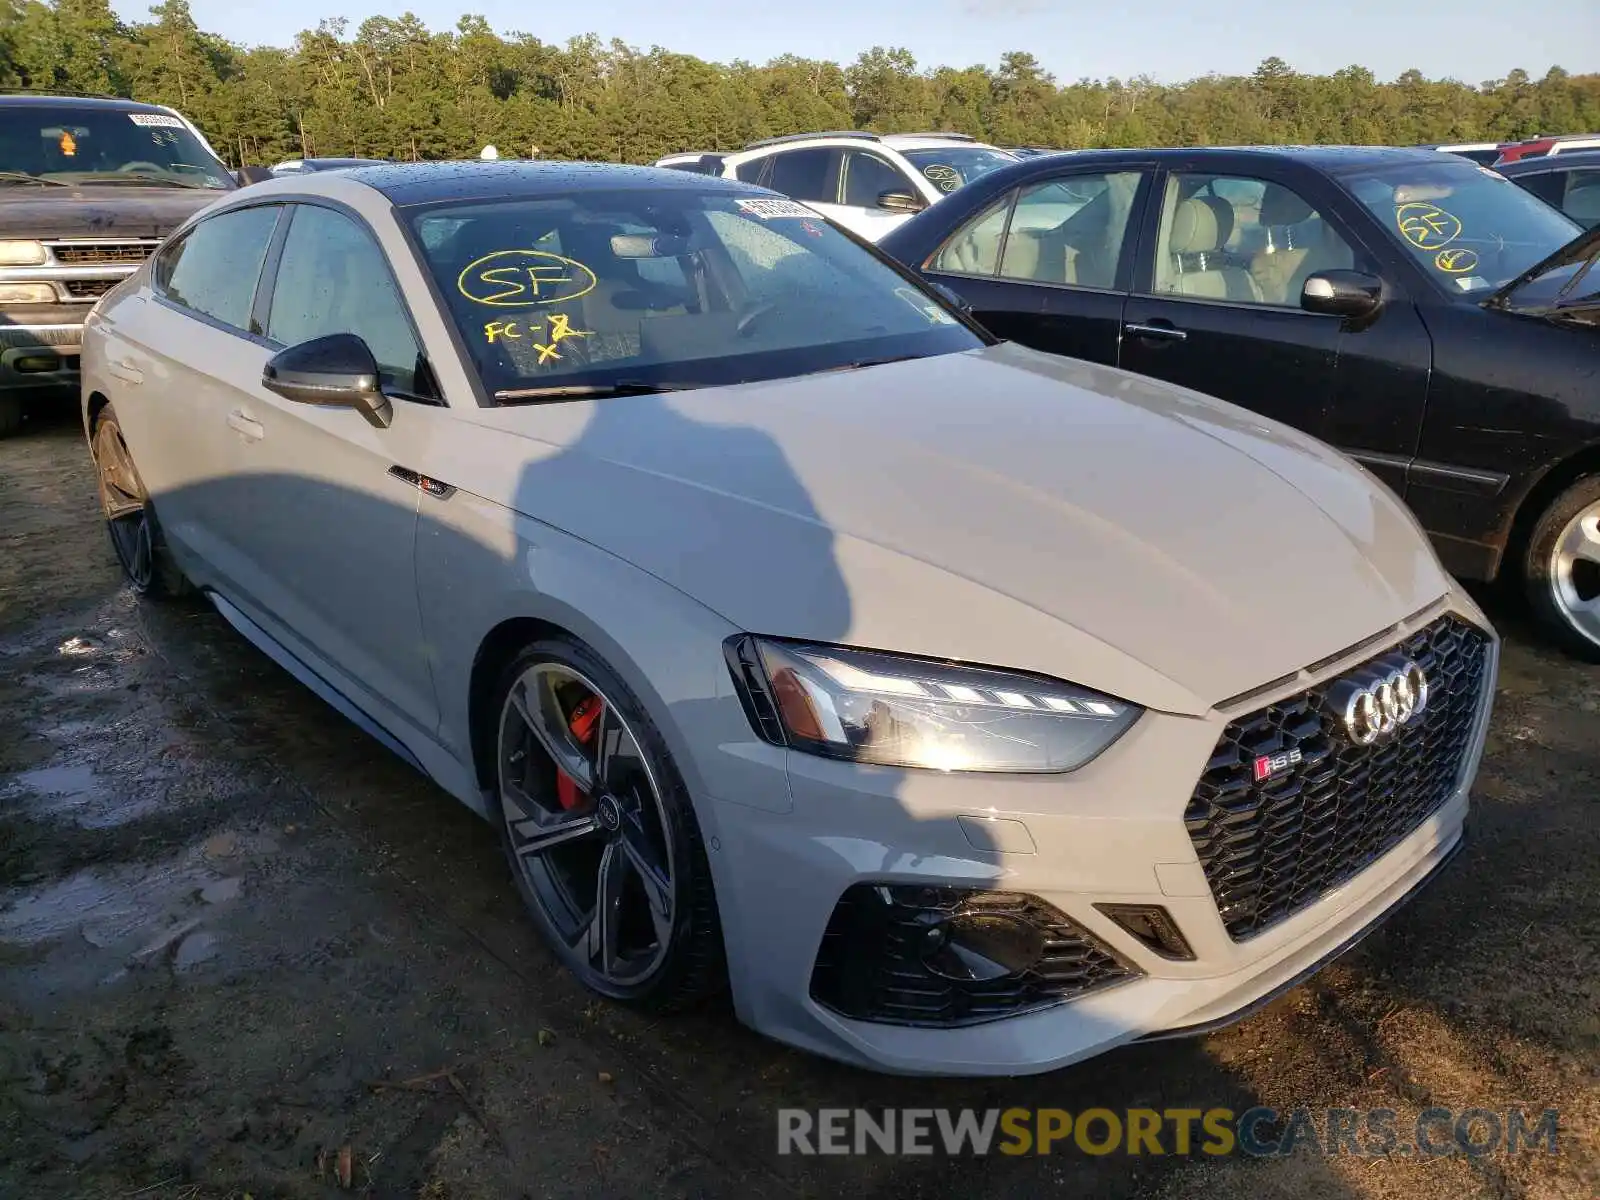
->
[[107, 358, 143, 384], [1124, 322, 1188, 342], [226, 409, 264, 441]]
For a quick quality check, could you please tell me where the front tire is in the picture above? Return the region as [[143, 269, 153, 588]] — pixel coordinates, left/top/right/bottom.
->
[[90, 404, 190, 599], [492, 636, 724, 1011], [1523, 475, 1600, 661]]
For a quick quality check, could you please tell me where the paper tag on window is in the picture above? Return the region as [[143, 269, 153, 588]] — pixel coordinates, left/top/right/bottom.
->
[[736, 198, 818, 220], [128, 112, 185, 129]]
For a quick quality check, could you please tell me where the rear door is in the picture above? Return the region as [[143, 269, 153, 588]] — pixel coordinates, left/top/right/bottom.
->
[[919, 167, 1150, 365], [108, 202, 285, 588]]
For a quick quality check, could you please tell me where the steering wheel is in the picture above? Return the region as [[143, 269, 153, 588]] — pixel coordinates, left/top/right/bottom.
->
[[118, 162, 166, 175], [735, 300, 780, 338]]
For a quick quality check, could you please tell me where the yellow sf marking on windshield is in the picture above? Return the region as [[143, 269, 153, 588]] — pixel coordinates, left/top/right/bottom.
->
[[547, 312, 590, 344], [458, 250, 598, 307], [1396, 202, 1461, 251]]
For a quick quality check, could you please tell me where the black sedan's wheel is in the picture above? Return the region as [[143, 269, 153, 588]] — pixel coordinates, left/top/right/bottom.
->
[[1525, 475, 1600, 661], [90, 405, 189, 598], [493, 638, 724, 1010]]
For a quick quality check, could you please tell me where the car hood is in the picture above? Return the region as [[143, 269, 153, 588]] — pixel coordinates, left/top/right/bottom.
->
[[0, 185, 223, 239], [462, 343, 1451, 716]]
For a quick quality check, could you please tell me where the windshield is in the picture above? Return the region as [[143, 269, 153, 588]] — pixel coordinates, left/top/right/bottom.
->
[[900, 147, 1018, 195], [0, 104, 233, 189], [1342, 159, 1581, 297], [409, 189, 982, 399]]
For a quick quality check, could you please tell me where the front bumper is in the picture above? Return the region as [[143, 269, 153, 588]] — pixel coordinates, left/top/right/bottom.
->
[[701, 595, 1497, 1076], [0, 307, 89, 393]]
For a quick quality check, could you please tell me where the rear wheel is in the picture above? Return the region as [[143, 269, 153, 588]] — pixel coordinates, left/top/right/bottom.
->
[[90, 404, 190, 598], [1524, 475, 1600, 661], [492, 637, 724, 1011], [0, 394, 23, 439]]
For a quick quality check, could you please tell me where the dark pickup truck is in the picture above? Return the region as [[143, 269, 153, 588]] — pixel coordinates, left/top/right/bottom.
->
[[0, 93, 257, 437]]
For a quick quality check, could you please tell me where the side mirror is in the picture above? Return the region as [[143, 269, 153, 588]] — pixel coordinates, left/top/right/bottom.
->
[[877, 189, 927, 214], [262, 333, 393, 429], [1301, 270, 1384, 320], [928, 281, 972, 314], [234, 165, 275, 187]]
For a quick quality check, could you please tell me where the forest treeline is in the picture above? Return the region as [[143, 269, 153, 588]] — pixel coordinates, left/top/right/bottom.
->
[[3, 0, 1599, 166]]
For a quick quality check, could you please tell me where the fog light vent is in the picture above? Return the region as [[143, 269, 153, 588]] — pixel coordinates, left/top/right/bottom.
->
[[810, 884, 1141, 1028]]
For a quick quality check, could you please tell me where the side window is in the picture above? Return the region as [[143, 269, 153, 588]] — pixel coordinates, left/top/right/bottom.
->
[[764, 148, 837, 203], [156, 205, 280, 332], [842, 150, 908, 209], [930, 192, 1014, 276], [732, 156, 766, 184], [266, 205, 421, 393], [1151, 173, 1356, 307], [1515, 171, 1566, 207], [999, 172, 1142, 289], [1560, 168, 1600, 228]]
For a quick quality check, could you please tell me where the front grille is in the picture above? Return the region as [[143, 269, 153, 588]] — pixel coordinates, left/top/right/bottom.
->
[[810, 885, 1139, 1027], [1186, 615, 1489, 941], [63, 279, 116, 299], [48, 242, 158, 266]]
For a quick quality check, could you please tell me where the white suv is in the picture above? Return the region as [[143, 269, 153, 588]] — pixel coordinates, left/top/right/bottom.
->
[[708, 132, 1016, 241]]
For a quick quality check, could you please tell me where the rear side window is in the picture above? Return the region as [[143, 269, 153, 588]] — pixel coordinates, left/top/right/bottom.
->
[[732, 158, 767, 184], [765, 148, 836, 203], [156, 205, 281, 332]]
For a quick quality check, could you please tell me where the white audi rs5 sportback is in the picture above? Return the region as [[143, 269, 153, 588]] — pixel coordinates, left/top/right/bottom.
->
[[80, 162, 1498, 1076]]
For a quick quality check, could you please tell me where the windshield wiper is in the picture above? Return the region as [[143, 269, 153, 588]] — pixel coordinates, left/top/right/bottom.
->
[[66, 174, 206, 188], [493, 379, 695, 404], [814, 354, 925, 374], [0, 171, 69, 187]]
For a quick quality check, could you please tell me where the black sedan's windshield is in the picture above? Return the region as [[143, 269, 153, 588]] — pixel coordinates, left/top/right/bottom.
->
[[409, 189, 983, 399], [1342, 159, 1582, 297], [0, 104, 233, 189]]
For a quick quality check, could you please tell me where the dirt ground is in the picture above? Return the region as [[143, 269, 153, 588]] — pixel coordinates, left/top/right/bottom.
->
[[0, 409, 1596, 1200]]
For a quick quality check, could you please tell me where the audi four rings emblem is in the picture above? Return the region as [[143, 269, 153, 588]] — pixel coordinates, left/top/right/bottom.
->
[[1336, 659, 1430, 745]]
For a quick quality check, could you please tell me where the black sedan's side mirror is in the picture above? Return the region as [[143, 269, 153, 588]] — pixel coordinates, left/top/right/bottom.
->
[[1301, 270, 1384, 321], [234, 165, 275, 187], [877, 189, 927, 214], [262, 333, 393, 429]]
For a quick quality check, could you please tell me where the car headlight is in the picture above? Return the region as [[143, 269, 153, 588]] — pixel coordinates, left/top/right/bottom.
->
[[725, 636, 1141, 773], [0, 240, 47, 267], [0, 282, 56, 304]]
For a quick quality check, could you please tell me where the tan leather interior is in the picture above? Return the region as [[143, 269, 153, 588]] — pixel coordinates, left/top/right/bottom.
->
[[1248, 185, 1355, 305], [1159, 197, 1262, 302], [1000, 227, 1078, 285]]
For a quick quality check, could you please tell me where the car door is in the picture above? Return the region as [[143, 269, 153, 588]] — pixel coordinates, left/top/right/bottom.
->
[[108, 203, 286, 587], [838, 147, 921, 241], [920, 168, 1149, 364], [1120, 168, 1361, 440], [207, 199, 445, 738], [758, 147, 855, 232]]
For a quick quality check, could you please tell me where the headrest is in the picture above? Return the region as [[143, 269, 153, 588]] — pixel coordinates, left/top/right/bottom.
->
[[1260, 185, 1314, 227], [1169, 197, 1226, 254]]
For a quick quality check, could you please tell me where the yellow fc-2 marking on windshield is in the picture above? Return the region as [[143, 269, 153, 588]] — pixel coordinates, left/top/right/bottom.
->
[[1434, 247, 1479, 274], [458, 249, 597, 307], [1396, 203, 1462, 251], [483, 312, 591, 365]]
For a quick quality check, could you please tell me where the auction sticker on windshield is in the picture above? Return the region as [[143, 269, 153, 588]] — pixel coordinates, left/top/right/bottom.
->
[[736, 198, 817, 220], [128, 113, 185, 128]]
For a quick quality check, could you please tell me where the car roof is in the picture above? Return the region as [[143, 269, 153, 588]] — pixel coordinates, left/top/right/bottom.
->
[[0, 93, 173, 113], [325, 160, 762, 206], [1499, 149, 1600, 173], [994, 144, 1463, 173]]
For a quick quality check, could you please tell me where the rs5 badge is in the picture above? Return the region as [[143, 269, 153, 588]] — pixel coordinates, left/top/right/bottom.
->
[[1253, 747, 1303, 782]]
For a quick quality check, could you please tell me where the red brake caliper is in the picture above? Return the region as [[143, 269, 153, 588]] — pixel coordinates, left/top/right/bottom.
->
[[555, 695, 604, 811]]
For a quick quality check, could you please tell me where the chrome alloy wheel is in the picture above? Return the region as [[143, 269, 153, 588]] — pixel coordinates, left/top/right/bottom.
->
[[92, 416, 156, 591], [497, 662, 678, 988], [1548, 498, 1600, 649]]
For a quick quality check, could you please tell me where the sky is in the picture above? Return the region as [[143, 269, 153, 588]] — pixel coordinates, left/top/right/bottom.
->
[[119, 0, 1599, 85]]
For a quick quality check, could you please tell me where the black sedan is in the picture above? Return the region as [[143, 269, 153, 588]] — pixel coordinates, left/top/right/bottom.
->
[[1499, 149, 1600, 228], [878, 146, 1600, 658]]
